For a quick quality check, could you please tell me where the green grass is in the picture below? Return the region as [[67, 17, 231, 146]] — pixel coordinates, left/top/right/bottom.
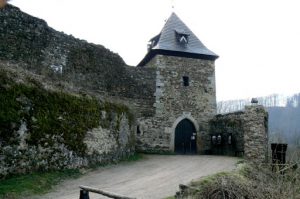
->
[[142, 151, 177, 155], [0, 169, 81, 199], [89, 153, 145, 169], [190, 171, 231, 188], [163, 196, 176, 199], [122, 153, 144, 162]]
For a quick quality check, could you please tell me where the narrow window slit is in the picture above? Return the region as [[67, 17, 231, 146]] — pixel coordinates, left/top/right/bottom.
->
[[183, 76, 189, 86], [137, 125, 141, 135]]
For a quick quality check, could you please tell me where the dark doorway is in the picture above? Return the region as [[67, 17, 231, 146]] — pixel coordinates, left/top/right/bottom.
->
[[175, 119, 197, 154]]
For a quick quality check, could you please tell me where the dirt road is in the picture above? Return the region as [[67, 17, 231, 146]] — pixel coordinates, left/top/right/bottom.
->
[[37, 155, 237, 199]]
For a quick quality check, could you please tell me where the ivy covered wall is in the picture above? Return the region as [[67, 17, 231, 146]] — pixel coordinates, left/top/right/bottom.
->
[[0, 67, 135, 179]]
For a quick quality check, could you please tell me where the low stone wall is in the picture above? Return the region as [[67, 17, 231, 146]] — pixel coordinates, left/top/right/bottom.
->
[[1, 117, 133, 178], [210, 105, 268, 162], [209, 111, 244, 156], [0, 108, 134, 179]]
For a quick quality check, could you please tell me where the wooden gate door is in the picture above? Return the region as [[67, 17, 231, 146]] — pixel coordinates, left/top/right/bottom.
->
[[175, 119, 197, 154]]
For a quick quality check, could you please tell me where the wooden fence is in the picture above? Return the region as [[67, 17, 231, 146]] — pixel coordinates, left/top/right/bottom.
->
[[79, 185, 136, 199]]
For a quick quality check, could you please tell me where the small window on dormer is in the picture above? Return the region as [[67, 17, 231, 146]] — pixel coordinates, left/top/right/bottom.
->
[[179, 35, 188, 43], [175, 29, 189, 45], [147, 34, 161, 51], [183, 76, 189, 86]]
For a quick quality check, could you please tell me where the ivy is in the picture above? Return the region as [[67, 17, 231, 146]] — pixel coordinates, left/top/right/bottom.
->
[[0, 75, 132, 157]]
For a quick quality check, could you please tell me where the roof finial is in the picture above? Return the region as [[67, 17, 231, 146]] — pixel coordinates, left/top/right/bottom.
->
[[171, 0, 175, 11]]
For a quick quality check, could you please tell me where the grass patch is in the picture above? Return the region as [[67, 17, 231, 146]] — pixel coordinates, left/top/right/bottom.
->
[[0, 169, 81, 199], [122, 153, 144, 162], [190, 171, 230, 187], [163, 196, 175, 199], [141, 151, 177, 155], [89, 153, 145, 169]]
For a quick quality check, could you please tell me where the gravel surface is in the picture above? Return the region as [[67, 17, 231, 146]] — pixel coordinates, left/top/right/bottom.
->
[[36, 155, 237, 199]]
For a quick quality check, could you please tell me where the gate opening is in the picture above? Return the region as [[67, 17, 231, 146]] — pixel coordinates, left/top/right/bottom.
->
[[175, 119, 197, 154]]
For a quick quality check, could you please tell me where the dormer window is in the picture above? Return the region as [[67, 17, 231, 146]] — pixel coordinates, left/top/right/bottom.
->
[[175, 29, 189, 45], [179, 35, 188, 43], [147, 34, 161, 51]]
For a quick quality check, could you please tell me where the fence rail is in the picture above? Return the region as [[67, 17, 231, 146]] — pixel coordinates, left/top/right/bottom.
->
[[272, 163, 298, 173], [79, 185, 136, 199]]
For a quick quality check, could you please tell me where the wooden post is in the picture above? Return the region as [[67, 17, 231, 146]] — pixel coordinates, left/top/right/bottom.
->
[[79, 189, 90, 199]]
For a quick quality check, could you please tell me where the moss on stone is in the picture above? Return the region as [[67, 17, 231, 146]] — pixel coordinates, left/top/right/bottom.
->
[[0, 69, 133, 156], [0, 82, 100, 155], [101, 102, 134, 128]]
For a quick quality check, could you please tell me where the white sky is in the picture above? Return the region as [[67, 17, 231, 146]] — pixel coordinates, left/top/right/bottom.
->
[[10, 0, 300, 101]]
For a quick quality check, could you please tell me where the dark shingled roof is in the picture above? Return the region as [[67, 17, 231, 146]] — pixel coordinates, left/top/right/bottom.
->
[[138, 13, 218, 66]]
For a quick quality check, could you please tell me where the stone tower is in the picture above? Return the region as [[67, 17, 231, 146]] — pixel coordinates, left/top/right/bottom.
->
[[136, 13, 218, 154]]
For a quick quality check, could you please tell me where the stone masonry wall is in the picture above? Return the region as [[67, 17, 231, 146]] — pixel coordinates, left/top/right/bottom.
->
[[0, 65, 135, 178], [0, 4, 156, 118], [209, 111, 244, 156], [0, 5, 155, 177], [136, 55, 217, 153], [1, 115, 133, 178], [209, 105, 268, 162], [243, 105, 268, 162], [0, 114, 133, 178]]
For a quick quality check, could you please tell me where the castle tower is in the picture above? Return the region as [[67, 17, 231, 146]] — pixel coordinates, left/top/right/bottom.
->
[[137, 13, 218, 154]]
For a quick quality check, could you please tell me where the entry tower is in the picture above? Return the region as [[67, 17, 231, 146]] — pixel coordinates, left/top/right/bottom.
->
[[137, 13, 218, 154]]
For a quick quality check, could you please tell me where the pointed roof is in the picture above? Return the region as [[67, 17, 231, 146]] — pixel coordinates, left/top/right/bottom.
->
[[138, 13, 218, 66]]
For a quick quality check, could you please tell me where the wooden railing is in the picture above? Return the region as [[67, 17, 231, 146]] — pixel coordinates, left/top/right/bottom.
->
[[79, 185, 136, 199], [271, 163, 298, 173]]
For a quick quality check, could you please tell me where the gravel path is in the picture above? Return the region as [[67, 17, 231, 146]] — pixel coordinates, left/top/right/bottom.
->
[[36, 155, 237, 199]]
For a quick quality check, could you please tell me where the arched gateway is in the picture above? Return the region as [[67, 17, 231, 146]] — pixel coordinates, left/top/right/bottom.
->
[[175, 119, 197, 154]]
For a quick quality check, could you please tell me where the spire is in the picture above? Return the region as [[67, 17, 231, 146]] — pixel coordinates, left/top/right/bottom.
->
[[138, 13, 218, 66], [171, 0, 175, 10]]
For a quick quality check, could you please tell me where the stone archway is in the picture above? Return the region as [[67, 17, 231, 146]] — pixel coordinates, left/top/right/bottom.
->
[[170, 113, 199, 153], [174, 119, 197, 154]]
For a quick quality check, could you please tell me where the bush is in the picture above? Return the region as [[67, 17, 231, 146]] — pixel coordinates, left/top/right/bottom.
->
[[178, 163, 300, 199]]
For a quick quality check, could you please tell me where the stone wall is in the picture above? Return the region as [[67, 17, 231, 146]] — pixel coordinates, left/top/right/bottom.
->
[[0, 115, 133, 178], [243, 105, 268, 162], [0, 4, 268, 163], [136, 55, 217, 153], [209, 105, 268, 162], [209, 111, 244, 156], [0, 5, 157, 176], [0, 66, 135, 178], [0, 4, 156, 118]]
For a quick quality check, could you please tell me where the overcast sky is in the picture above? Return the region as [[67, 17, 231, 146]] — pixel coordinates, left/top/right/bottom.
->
[[10, 0, 300, 101]]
